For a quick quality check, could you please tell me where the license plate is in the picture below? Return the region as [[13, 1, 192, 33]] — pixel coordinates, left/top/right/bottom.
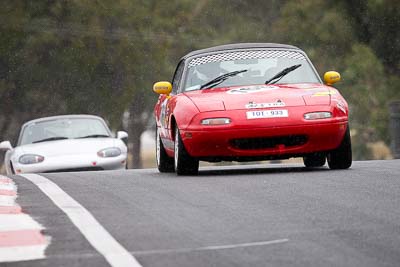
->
[[246, 109, 288, 119]]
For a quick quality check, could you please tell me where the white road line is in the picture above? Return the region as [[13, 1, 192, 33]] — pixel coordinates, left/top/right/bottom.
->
[[20, 173, 142, 267], [132, 238, 289, 256]]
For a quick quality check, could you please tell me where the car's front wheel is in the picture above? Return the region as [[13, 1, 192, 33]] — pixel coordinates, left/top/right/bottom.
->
[[156, 127, 174, 172], [327, 125, 352, 169], [174, 128, 199, 175]]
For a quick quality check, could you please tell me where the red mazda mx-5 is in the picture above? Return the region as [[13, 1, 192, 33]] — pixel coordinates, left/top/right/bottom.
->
[[153, 43, 352, 175]]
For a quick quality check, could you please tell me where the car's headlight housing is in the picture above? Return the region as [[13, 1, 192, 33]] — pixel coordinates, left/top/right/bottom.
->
[[201, 118, 231, 125], [304, 112, 332, 120], [19, 154, 45, 165], [97, 147, 121, 158]]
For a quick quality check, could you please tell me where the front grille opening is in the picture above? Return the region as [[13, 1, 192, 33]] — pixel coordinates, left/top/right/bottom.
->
[[230, 135, 308, 150]]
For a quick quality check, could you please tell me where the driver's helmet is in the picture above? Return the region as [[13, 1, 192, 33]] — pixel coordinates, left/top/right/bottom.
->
[[192, 62, 225, 84]]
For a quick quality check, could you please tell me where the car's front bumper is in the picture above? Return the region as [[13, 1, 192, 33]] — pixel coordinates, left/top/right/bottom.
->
[[12, 153, 127, 174], [180, 121, 347, 160]]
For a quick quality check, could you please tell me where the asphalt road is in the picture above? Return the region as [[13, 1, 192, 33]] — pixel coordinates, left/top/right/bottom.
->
[[5, 160, 400, 267]]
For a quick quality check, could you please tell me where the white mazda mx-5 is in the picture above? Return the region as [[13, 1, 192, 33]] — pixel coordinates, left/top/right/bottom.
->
[[0, 115, 128, 175]]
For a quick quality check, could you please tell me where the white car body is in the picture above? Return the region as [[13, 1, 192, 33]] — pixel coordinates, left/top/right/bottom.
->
[[0, 115, 128, 175]]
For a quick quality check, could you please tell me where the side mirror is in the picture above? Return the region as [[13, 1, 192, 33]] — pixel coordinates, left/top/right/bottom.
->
[[153, 81, 172, 96], [323, 71, 341, 86], [117, 131, 128, 140], [0, 141, 13, 151]]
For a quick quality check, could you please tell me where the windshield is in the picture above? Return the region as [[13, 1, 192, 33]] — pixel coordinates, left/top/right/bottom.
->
[[184, 50, 320, 91], [18, 118, 111, 145]]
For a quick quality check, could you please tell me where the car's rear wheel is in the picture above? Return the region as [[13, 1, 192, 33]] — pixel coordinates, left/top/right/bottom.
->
[[156, 127, 174, 172], [174, 128, 199, 175], [303, 153, 326, 167], [327, 125, 352, 169]]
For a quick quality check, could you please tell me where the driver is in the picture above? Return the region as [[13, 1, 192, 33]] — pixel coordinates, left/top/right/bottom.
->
[[190, 62, 225, 86]]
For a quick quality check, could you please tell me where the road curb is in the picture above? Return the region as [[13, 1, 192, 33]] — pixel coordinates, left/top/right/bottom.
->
[[0, 175, 49, 263]]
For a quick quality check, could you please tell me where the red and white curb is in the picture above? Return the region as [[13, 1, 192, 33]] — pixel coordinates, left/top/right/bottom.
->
[[0, 175, 49, 262]]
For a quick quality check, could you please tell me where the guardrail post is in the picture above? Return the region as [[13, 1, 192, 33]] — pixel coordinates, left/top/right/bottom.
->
[[389, 101, 400, 159]]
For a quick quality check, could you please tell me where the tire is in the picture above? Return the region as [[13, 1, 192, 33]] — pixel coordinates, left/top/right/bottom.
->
[[303, 153, 326, 167], [327, 125, 352, 169], [174, 128, 199, 175], [10, 161, 15, 175], [156, 127, 174, 172]]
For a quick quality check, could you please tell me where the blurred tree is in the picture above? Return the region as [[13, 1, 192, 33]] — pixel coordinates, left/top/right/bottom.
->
[[341, 0, 400, 76], [269, 0, 399, 159], [342, 44, 390, 158]]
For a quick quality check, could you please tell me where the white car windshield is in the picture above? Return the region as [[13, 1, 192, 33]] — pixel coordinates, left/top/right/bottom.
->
[[19, 118, 110, 145], [184, 50, 320, 91]]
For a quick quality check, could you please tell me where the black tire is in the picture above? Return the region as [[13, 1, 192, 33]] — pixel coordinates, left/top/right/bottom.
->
[[10, 161, 15, 175], [156, 127, 174, 172], [327, 125, 352, 169], [303, 153, 326, 167], [174, 128, 199, 175]]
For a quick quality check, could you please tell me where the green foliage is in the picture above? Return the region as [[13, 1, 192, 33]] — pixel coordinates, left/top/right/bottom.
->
[[342, 44, 390, 150], [269, 0, 399, 159]]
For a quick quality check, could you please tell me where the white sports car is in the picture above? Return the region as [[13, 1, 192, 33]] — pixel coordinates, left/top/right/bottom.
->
[[0, 115, 128, 175]]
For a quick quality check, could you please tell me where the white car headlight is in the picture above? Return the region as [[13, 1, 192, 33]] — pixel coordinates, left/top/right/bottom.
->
[[19, 154, 45, 165], [97, 147, 121, 158], [304, 112, 332, 120], [201, 118, 231, 125]]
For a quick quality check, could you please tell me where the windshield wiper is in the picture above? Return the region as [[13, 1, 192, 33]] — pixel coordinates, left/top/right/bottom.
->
[[199, 69, 248, 90], [265, 64, 302, 85], [33, 137, 69, 143], [76, 134, 110, 139]]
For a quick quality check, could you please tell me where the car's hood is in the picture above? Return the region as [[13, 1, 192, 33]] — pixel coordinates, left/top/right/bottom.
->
[[15, 138, 117, 157], [185, 83, 332, 112]]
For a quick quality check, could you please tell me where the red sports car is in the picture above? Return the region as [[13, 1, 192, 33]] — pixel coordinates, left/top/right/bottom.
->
[[153, 43, 352, 175]]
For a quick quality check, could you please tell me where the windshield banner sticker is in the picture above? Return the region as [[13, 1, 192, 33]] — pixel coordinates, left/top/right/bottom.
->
[[245, 101, 286, 109], [227, 85, 279, 94]]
